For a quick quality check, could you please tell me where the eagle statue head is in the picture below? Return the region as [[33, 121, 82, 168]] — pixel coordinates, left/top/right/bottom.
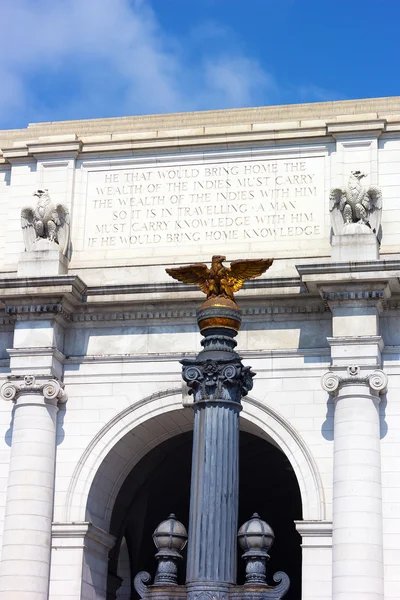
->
[[350, 170, 367, 180]]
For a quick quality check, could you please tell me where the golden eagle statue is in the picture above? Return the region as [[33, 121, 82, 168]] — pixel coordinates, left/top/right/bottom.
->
[[166, 255, 273, 302]]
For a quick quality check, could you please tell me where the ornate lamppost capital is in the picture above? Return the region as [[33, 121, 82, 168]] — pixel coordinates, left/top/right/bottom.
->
[[321, 366, 388, 396], [182, 359, 255, 405], [1, 375, 67, 405]]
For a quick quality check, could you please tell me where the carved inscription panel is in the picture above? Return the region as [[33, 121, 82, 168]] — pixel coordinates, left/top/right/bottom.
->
[[84, 156, 325, 253]]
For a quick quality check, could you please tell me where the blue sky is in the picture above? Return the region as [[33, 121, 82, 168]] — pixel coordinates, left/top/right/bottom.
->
[[0, 0, 398, 130]]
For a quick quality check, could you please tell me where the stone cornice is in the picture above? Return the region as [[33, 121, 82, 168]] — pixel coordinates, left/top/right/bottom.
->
[[0, 274, 86, 299], [294, 521, 332, 548], [51, 522, 115, 554], [86, 277, 305, 298], [7, 346, 66, 363], [0, 275, 86, 321], [1, 99, 400, 162], [294, 520, 332, 537], [327, 335, 384, 350], [70, 301, 328, 324], [5, 303, 73, 322], [297, 259, 400, 296], [2, 267, 400, 325]]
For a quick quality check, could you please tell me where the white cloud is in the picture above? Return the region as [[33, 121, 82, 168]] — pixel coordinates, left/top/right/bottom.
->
[[0, 0, 277, 127]]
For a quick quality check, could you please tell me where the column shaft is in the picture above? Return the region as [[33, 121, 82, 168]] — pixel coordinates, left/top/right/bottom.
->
[[332, 383, 384, 600], [186, 402, 240, 584], [0, 378, 65, 600]]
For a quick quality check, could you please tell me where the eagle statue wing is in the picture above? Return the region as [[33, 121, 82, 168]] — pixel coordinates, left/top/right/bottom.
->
[[329, 187, 346, 235], [20, 206, 36, 251], [165, 263, 210, 295], [54, 204, 70, 256], [364, 185, 382, 237], [227, 258, 273, 293]]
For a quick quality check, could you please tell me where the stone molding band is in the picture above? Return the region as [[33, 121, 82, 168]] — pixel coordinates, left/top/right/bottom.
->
[[1, 375, 67, 404], [321, 366, 387, 395]]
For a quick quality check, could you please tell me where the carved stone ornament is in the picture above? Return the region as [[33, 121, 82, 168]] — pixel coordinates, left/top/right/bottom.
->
[[321, 366, 387, 395], [182, 358, 255, 404], [21, 189, 70, 255], [329, 171, 382, 236], [1, 376, 67, 404]]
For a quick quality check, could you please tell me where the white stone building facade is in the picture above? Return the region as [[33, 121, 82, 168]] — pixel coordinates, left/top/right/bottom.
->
[[0, 97, 399, 600]]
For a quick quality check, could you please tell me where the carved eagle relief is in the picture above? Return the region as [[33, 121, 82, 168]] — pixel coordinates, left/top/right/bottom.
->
[[329, 171, 382, 236], [166, 255, 273, 301], [21, 189, 70, 255]]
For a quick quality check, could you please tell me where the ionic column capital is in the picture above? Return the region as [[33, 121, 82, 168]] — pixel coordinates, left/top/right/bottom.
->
[[321, 365, 387, 396], [1, 375, 67, 405]]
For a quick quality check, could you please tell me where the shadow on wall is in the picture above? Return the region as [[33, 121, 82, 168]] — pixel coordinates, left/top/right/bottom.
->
[[4, 406, 14, 447], [4, 402, 66, 447], [321, 396, 334, 442], [63, 313, 332, 365], [321, 392, 388, 441]]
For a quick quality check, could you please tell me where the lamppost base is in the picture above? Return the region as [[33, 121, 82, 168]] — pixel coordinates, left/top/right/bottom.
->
[[134, 572, 290, 600]]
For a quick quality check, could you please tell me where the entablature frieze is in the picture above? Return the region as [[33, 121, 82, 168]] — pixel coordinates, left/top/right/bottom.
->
[[2, 262, 400, 327], [69, 301, 329, 325]]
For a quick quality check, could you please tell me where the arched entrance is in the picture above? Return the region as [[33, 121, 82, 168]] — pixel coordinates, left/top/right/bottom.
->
[[108, 429, 302, 599], [64, 391, 326, 600]]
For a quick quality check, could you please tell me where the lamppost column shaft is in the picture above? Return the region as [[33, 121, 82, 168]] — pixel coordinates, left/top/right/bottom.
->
[[186, 401, 240, 583]]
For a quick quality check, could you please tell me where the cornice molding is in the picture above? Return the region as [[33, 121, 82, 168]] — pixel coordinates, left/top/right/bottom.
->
[[71, 302, 328, 324], [5, 303, 72, 322], [51, 522, 115, 553], [3, 103, 400, 162]]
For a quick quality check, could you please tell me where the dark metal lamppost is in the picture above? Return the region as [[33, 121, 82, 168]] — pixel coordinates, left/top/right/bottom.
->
[[134, 256, 290, 600]]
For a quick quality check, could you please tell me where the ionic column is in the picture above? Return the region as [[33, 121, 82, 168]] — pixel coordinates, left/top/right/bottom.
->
[[322, 366, 387, 600], [0, 376, 66, 600]]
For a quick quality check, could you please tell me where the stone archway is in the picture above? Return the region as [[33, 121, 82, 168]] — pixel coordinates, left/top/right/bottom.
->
[[65, 390, 325, 529], [108, 428, 303, 600], [61, 390, 326, 600]]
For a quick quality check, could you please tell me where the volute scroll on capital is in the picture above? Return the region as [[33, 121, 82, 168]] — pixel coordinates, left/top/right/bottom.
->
[[1, 375, 67, 404], [321, 366, 387, 396]]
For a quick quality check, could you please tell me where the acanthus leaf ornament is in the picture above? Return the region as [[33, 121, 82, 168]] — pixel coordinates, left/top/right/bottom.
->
[[182, 358, 255, 404]]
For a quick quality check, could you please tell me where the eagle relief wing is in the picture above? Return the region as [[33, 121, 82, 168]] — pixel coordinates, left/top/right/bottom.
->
[[329, 187, 346, 235], [165, 263, 210, 295], [364, 185, 382, 236], [55, 204, 70, 256], [227, 258, 273, 293], [20, 206, 36, 251]]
